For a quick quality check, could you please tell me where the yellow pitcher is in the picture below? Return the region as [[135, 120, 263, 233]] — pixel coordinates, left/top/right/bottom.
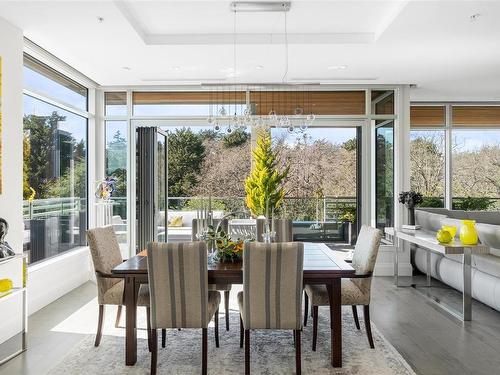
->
[[459, 220, 478, 245]]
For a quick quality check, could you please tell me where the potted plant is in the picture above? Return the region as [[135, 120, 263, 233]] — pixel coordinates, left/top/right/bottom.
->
[[398, 191, 423, 226]]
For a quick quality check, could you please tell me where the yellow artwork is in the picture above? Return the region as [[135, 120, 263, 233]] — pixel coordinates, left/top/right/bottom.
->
[[0, 56, 2, 194]]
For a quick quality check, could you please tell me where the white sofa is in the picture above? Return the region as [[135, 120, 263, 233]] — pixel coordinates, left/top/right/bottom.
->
[[158, 210, 225, 242], [413, 208, 500, 312]]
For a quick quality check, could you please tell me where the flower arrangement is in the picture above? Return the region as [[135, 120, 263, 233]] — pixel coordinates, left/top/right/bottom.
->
[[398, 191, 423, 226], [206, 225, 245, 262], [95, 177, 117, 201]]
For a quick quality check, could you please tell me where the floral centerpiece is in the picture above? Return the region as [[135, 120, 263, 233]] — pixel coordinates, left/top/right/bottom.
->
[[206, 225, 245, 262], [398, 190, 423, 226]]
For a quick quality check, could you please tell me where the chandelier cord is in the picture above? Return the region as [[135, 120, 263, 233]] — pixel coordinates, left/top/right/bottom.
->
[[281, 8, 288, 83]]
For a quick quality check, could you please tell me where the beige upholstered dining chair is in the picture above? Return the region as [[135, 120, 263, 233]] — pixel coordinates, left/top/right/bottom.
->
[[238, 242, 304, 375], [256, 218, 294, 242], [87, 226, 151, 348], [143, 241, 220, 375], [192, 218, 232, 331], [304, 225, 382, 350]]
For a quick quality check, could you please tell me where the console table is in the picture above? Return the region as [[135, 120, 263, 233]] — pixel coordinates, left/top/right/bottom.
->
[[385, 227, 489, 321]]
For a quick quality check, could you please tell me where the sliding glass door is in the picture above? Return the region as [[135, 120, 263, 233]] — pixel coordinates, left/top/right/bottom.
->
[[375, 121, 395, 229]]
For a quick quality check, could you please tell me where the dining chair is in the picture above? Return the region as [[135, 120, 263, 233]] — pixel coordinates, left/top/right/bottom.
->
[[144, 241, 220, 375], [256, 218, 293, 242], [192, 218, 232, 331], [87, 226, 151, 348], [238, 242, 304, 375], [303, 225, 382, 350]]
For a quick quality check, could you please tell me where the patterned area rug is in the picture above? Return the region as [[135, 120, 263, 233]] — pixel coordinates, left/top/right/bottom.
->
[[48, 307, 416, 375]]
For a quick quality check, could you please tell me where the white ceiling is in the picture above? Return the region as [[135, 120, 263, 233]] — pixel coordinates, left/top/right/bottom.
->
[[1, 0, 500, 101]]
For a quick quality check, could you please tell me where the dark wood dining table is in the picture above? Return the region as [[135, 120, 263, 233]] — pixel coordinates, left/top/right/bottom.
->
[[112, 242, 355, 368]]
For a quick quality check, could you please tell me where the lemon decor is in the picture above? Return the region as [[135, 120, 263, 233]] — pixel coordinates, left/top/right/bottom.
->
[[0, 278, 13, 293], [436, 229, 453, 244], [245, 129, 289, 217], [460, 220, 479, 245], [441, 225, 457, 239]]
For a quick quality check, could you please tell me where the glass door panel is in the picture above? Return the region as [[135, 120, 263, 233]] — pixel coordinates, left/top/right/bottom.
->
[[375, 120, 394, 229]]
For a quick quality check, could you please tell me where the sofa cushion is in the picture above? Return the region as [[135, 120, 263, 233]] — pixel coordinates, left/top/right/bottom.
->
[[473, 254, 500, 279], [415, 210, 447, 231], [467, 211, 500, 225]]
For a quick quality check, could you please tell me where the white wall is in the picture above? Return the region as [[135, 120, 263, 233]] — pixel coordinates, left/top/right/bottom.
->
[[0, 16, 24, 344]]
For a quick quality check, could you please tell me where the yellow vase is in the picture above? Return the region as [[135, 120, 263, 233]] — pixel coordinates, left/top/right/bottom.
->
[[459, 220, 478, 245]]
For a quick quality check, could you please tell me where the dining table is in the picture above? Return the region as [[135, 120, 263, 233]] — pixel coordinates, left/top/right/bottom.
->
[[112, 242, 355, 368]]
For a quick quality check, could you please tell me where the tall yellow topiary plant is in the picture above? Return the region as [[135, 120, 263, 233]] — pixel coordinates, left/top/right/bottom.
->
[[245, 130, 289, 217]]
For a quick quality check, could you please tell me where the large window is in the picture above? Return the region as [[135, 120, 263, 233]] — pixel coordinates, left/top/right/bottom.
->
[[410, 130, 445, 207], [452, 130, 500, 210], [105, 121, 128, 249], [23, 56, 88, 264], [272, 126, 358, 242], [375, 121, 394, 229]]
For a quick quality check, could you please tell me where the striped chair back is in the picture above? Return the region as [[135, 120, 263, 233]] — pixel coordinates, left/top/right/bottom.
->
[[242, 242, 304, 330], [191, 218, 229, 241], [147, 242, 210, 329], [256, 218, 294, 242], [87, 226, 123, 304], [351, 225, 382, 293]]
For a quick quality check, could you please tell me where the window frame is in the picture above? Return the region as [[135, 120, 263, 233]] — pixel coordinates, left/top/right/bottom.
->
[[22, 53, 92, 266]]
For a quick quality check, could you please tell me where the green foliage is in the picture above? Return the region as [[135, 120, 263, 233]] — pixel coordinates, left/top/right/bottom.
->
[[338, 204, 356, 223], [421, 196, 445, 208], [342, 138, 357, 152], [183, 198, 226, 211], [245, 130, 289, 216], [23, 112, 65, 199], [222, 129, 250, 148], [167, 128, 205, 203], [45, 160, 87, 198], [23, 133, 31, 199], [452, 196, 496, 211]]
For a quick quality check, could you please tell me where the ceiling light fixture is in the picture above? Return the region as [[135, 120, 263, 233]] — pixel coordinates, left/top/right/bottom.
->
[[230, 1, 291, 12], [256, 65, 264, 70], [121, 66, 131, 71], [328, 65, 348, 70], [97, 17, 104, 23], [170, 66, 181, 71], [470, 13, 481, 22]]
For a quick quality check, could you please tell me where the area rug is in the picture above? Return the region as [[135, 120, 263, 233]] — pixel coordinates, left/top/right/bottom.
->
[[48, 307, 416, 375]]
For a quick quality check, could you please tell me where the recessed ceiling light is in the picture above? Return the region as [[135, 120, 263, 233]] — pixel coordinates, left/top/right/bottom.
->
[[470, 13, 481, 22], [170, 66, 181, 71], [327, 65, 348, 70], [256, 65, 264, 70], [97, 17, 104, 23], [121, 66, 131, 71]]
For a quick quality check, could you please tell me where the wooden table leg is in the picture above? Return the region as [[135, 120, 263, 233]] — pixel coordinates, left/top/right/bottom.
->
[[326, 278, 342, 367], [124, 276, 138, 365]]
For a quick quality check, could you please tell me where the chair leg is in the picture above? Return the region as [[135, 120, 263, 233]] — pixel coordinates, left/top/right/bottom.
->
[[94, 305, 105, 347], [244, 329, 250, 375], [115, 305, 122, 328], [295, 330, 302, 375], [151, 329, 158, 375], [162, 329, 166, 348], [202, 328, 208, 375], [215, 308, 220, 348], [224, 290, 230, 331], [146, 307, 152, 352], [312, 306, 318, 351], [303, 293, 309, 327], [240, 316, 244, 348], [352, 305, 360, 330], [364, 305, 375, 349]]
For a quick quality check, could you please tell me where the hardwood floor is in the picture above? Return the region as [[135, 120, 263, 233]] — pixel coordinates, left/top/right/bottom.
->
[[1, 277, 500, 374]]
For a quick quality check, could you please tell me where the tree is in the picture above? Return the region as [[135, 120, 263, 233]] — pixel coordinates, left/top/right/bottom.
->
[[222, 129, 250, 148], [23, 132, 31, 199], [410, 132, 445, 197], [245, 130, 289, 216], [23, 111, 65, 199], [167, 128, 205, 202], [106, 130, 127, 197]]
